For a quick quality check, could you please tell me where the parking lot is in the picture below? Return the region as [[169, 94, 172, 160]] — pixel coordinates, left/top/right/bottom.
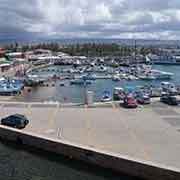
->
[[0, 100, 180, 170]]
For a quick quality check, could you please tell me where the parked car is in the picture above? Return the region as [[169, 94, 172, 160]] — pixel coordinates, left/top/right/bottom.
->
[[136, 93, 151, 105], [123, 95, 138, 108], [160, 95, 179, 106], [1, 114, 29, 129]]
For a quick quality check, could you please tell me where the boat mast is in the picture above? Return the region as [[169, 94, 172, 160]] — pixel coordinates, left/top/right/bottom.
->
[[134, 39, 137, 64]]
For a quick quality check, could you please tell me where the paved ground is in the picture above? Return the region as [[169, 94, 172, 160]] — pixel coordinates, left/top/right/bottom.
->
[[0, 101, 180, 169]]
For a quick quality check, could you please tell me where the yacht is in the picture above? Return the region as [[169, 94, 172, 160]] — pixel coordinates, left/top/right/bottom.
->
[[146, 54, 180, 65], [101, 91, 112, 102], [139, 74, 156, 80], [0, 79, 23, 96], [161, 82, 177, 95], [112, 75, 121, 81], [98, 66, 107, 73], [150, 70, 173, 80]]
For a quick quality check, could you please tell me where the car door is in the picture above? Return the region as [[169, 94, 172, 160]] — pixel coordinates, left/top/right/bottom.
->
[[6, 117, 16, 126]]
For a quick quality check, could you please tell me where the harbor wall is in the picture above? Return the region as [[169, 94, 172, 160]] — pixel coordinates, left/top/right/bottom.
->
[[0, 125, 179, 180]]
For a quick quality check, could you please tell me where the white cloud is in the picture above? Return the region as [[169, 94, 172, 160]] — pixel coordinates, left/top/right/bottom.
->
[[1, 0, 180, 40]]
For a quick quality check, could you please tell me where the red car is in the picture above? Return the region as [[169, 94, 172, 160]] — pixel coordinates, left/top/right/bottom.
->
[[123, 95, 138, 108]]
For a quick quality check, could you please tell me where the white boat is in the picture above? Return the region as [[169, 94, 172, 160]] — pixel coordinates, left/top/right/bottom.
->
[[128, 75, 139, 80], [139, 74, 156, 80], [98, 66, 107, 72], [78, 68, 85, 74], [146, 54, 180, 65], [161, 82, 177, 94], [119, 73, 127, 79], [112, 75, 121, 81], [85, 66, 93, 72], [150, 70, 173, 80], [101, 91, 112, 102]]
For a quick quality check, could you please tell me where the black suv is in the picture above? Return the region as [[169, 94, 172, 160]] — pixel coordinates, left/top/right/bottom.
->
[[1, 114, 29, 129], [160, 95, 179, 106]]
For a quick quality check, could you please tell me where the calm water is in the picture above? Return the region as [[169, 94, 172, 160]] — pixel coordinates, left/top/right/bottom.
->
[[18, 65, 180, 103], [0, 142, 140, 180]]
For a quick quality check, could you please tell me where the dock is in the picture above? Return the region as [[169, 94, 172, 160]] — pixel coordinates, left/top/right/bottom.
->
[[0, 101, 180, 179]]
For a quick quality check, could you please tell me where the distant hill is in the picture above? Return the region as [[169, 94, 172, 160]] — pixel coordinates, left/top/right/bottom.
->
[[1, 38, 180, 47]]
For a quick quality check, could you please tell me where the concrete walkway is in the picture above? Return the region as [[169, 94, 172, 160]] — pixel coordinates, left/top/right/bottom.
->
[[0, 101, 180, 170]]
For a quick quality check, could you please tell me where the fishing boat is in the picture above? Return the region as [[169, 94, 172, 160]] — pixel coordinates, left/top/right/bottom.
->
[[0, 83, 21, 96], [146, 54, 180, 65], [150, 70, 173, 80], [70, 79, 92, 85], [97, 66, 107, 73], [85, 66, 93, 72], [78, 67, 85, 74], [139, 74, 156, 80], [82, 74, 97, 81], [101, 91, 112, 102], [161, 82, 177, 95], [112, 75, 121, 81], [60, 82, 65, 87]]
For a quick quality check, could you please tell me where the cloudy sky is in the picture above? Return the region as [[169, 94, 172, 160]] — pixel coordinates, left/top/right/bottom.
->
[[1, 0, 180, 40]]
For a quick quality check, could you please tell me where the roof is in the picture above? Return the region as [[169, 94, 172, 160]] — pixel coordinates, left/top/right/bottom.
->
[[6, 52, 23, 56], [0, 63, 11, 67], [37, 56, 60, 60], [0, 57, 7, 62]]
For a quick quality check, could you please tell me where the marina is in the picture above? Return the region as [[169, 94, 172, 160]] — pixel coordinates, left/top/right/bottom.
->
[[8, 64, 179, 103], [0, 43, 180, 180]]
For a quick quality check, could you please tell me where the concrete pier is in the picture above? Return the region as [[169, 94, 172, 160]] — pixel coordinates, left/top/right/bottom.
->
[[0, 101, 180, 179]]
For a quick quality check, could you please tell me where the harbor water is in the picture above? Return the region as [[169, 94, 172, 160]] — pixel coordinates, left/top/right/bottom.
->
[[16, 65, 180, 103]]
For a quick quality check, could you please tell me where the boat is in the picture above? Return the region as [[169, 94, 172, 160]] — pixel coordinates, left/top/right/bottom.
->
[[70, 79, 92, 85], [128, 75, 139, 80], [150, 70, 173, 80], [101, 91, 112, 102], [78, 67, 85, 74], [146, 54, 180, 65], [85, 66, 93, 72], [139, 74, 156, 80], [112, 75, 121, 81], [82, 74, 97, 81], [97, 66, 107, 72], [0, 83, 21, 96], [119, 73, 127, 79], [161, 82, 177, 95], [60, 82, 65, 87]]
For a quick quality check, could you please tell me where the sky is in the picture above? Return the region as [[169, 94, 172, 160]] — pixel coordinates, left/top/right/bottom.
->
[[1, 0, 180, 40]]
